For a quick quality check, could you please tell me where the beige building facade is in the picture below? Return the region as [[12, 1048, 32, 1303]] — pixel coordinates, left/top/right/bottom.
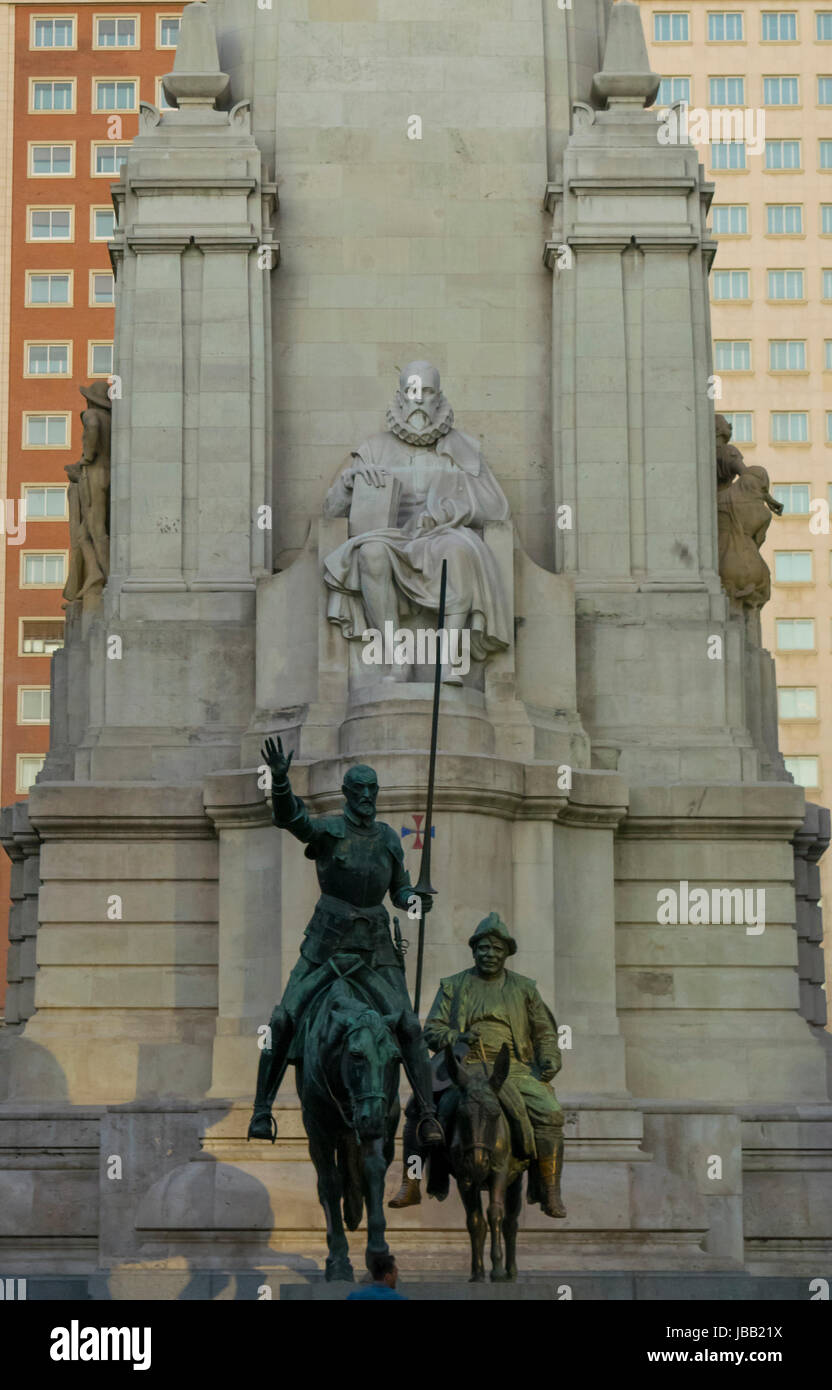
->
[[642, 0, 832, 1013]]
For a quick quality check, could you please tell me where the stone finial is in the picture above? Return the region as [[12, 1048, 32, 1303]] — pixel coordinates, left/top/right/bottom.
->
[[162, 2, 229, 110], [591, 0, 660, 109]]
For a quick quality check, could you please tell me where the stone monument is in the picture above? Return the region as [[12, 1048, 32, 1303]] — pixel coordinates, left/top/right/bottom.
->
[[0, 0, 829, 1298]]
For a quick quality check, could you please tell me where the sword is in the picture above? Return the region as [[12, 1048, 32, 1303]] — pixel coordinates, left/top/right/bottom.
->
[[412, 558, 447, 1015]]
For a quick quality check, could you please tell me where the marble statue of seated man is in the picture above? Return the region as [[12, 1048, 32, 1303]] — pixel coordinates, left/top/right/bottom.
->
[[322, 360, 511, 684]]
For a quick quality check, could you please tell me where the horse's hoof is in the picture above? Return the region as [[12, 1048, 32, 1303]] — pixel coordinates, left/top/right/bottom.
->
[[490, 1270, 510, 1283], [469, 1273, 486, 1284], [325, 1261, 354, 1283]]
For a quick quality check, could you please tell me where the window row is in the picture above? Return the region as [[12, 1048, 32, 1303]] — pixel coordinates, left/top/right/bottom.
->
[[657, 75, 832, 105], [717, 411, 832, 443], [713, 204, 832, 236], [26, 271, 114, 306], [712, 268, 832, 300], [30, 14, 180, 50], [703, 140, 832, 171], [715, 339, 832, 371], [27, 142, 131, 178], [22, 341, 114, 378], [770, 551, 832, 582], [653, 11, 832, 43], [30, 77, 178, 114], [26, 207, 116, 242]]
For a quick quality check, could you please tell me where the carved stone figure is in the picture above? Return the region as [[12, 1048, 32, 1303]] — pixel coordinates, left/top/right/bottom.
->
[[714, 414, 782, 611], [322, 361, 511, 684], [62, 382, 111, 607]]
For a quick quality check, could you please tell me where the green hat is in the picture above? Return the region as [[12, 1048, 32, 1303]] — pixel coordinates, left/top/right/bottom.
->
[[468, 912, 517, 956]]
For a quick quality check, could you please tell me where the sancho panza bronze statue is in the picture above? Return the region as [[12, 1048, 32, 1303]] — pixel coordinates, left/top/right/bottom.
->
[[390, 912, 566, 1217], [247, 736, 443, 1146]]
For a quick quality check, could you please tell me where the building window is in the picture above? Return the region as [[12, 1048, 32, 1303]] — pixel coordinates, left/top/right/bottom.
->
[[23, 485, 68, 519], [29, 143, 73, 177], [31, 15, 76, 48], [822, 206, 832, 234], [778, 687, 817, 718], [713, 269, 750, 299], [94, 80, 138, 112], [714, 340, 751, 369], [764, 76, 799, 105], [21, 552, 67, 586], [824, 270, 832, 298], [89, 271, 114, 306], [762, 11, 797, 41], [30, 80, 75, 112], [776, 618, 814, 649], [26, 271, 71, 306], [772, 482, 810, 512], [656, 76, 691, 104], [94, 16, 138, 47], [820, 140, 832, 170], [771, 411, 809, 442], [25, 343, 71, 376], [712, 204, 748, 234], [720, 411, 753, 442], [827, 411, 832, 442], [766, 204, 803, 234], [20, 618, 65, 656], [18, 688, 51, 725], [826, 340, 832, 369], [774, 550, 813, 581], [28, 208, 72, 241], [709, 76, 745, 104], [91, 207, 116, 241], [158, 15, 181, 48], [818, 12, 832, 39], [769, 340, 807, 370], [89, 342, 114, 376], [712, 141, 746, 170], [708, 12, 744, 40], [23, 414, 69, 448], [765, 140, 801, 169], [16, 755, 46, 794], [784, 756, 819, 787], [654, 13, 690, 41], [92, 143, 128, 177], [819, 77, 832, 105], [767, 269, 804, 299]]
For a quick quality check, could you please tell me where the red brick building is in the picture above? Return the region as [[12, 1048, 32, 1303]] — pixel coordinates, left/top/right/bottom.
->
[[0, 2, 183, 1010]]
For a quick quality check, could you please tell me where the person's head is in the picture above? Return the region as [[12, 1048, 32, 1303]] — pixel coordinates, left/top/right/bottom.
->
[[342, 764, 378, 824], [398, 360, 441, 432], [368, 1251, 398, 1287], [714, 413, 732, 446], [468, 912, 517, 979]]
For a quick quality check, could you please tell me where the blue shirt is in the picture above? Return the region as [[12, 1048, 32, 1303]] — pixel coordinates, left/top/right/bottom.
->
[[346, 1284, 408, 1300]]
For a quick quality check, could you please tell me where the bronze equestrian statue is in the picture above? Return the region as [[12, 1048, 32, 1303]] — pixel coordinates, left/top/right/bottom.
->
[[247, 737, 442, 1149], [389, 913, 567, 1223]]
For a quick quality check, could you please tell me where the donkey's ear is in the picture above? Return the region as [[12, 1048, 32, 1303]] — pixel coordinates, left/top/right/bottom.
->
[[445, 1044, 468, 1089], [489, 1042, 511, 1094]]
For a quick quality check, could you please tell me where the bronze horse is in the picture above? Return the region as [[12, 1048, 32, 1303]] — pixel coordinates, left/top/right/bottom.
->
[[299, 978, 401, 1282], [443, 1042, 528, 1282]]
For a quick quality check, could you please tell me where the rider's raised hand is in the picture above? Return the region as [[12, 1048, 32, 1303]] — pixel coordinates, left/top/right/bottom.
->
[[262, 735, 293, 784]]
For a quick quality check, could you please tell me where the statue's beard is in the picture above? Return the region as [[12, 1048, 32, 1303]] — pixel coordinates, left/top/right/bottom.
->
[[386, 394, 454, 446]]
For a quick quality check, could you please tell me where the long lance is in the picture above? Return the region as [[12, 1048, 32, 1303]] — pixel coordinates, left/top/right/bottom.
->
[[412, 558, 447, 1015]]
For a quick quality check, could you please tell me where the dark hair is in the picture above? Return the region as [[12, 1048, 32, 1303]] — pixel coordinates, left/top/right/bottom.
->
[[368, 1252, 396, 1281]]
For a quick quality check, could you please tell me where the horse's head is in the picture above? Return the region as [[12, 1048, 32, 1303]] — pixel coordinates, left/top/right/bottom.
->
[[444, 1042, 510, 1188], [331, 998, 401, 1142]]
